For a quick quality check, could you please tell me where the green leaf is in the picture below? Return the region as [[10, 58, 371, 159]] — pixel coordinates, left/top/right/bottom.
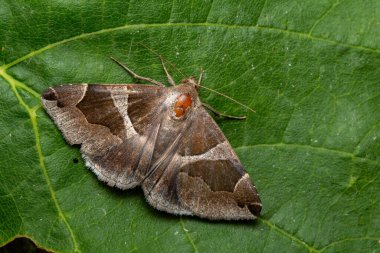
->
[[1, 1, 379, 252]]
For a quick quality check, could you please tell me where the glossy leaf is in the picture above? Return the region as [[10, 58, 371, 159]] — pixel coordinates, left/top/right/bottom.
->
[[0, 1, 379, 252]]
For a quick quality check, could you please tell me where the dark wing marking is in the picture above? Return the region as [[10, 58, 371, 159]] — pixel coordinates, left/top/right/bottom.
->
[[41, 84, 166, 189], [142, 107, 262, 220], [178, 108, 262, 219], [42, 83, 261, 220]]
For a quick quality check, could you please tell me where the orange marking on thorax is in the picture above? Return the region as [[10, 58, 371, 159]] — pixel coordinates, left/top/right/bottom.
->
[[173, 93, 192, 117]]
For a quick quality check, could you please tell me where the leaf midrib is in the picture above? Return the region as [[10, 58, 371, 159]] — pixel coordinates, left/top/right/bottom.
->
[[0, 71, 81, 253], [2, 21, 379, 72]]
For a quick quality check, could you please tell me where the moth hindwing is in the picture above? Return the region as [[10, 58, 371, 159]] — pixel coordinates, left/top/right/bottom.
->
[[41, 60, 262, 220]]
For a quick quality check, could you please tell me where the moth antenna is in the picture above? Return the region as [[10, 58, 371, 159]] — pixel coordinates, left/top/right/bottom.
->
[[110, 56, 164, 87], [159, 55, 176, 86], [202, 103, 246, 120], [198, 68, 204, 87], [198, 85, 256, 114], [135, 42, 255, 114]]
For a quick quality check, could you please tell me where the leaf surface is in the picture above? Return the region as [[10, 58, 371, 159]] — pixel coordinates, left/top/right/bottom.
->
[[0, 1, 379, 252]]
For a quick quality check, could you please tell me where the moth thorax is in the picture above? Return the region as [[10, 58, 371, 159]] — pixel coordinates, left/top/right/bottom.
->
[[173, 93, 192, 118]]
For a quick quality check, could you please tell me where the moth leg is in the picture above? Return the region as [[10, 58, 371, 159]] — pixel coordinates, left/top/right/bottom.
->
[[111, 57, 165, 87], [202, 103, 246, 120], [198, 68, 204, 86], [159, 55, 176, 86]]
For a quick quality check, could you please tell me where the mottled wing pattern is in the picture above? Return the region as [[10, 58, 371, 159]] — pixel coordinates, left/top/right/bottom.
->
[[41, 84, 166, 189]]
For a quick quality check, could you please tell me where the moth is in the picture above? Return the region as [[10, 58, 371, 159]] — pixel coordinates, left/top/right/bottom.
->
[[41, 57, 262, 220]]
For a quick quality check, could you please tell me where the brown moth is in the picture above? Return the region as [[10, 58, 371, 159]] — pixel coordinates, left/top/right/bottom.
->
[[41, 58, 262, 220]]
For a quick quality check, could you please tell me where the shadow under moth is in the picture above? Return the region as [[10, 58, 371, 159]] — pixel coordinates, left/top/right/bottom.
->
[[41, 57, 262, 220]]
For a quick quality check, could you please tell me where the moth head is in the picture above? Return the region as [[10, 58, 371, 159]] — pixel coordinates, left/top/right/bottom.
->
[[181, 77, 200, 90]]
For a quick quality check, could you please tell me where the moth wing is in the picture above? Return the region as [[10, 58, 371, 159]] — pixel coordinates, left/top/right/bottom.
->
[[142, 107, 262, 220], [41, 84, 166, 189]]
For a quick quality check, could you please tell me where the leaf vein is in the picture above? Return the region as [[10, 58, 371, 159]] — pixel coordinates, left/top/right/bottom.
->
[[259, 217, 318, 252], [0, 71, 81, 253], [1, 22, 378, 72], [236, 143, 379, 166], [255, 0, 268, 25], [318, 236, 380, 252], [308, 0, 344, 36], [179, 217, 199, 253], [354, 121, 380, 155], [205, 0, 214, 23]]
